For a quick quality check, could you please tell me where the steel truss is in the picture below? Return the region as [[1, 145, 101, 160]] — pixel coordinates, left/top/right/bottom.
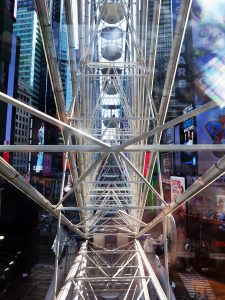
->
[[1, 0, 225, 299]]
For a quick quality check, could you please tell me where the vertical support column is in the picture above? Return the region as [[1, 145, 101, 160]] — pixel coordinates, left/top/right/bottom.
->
[[53, 212, 62, 299], [53, 158, 69, 298], [57, 241, 88, 300], [163, 216, 170, 299], [135, 244, 151, 300], [139, 0, 193, 226], [74, 251, 88, 300], [135, 240, 167, 300], [157, 153, 164, 198]]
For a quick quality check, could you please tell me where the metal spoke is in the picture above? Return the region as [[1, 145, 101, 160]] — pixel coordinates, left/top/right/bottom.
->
[[2, 0, 223, 299]]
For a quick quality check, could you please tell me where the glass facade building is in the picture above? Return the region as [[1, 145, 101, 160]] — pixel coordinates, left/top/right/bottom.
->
[[50, 0, 72, 111], [13, 0, 42, 107]]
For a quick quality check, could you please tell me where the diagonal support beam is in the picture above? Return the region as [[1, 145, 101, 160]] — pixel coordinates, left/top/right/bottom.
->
[[57, 241, 88, 300], [135, 240, 167, 300], [119, 153, 167, 206], [34, 0, 86, 212], [140, 0, 193, 216], [124, 269, 138, 300], [137, 154, 225, 237], [0, 158, 86, 239], [135, 247, 150, 300], [55, 153, 109, 208], [117, 96, 217, 152], [86, 255, 109, 277], [117, 0, 195, 151], [113, 253, 137, 278], [0, 92, 109, 149]]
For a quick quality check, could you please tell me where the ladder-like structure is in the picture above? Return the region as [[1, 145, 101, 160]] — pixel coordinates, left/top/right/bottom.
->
[[1, 0, 225, 299]]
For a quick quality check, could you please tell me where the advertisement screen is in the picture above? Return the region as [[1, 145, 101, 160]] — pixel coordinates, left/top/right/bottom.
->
[[181, 117, 195, 146], [170, 176, 185, 203], [179, 105, 198, 174], [35, 122, 44, 173], [196, 108, 225, 174], [192, 0, 225, 108], [31, 118, 45, 174], [170, 176, 187, 243], [143, 152, 151, 177]]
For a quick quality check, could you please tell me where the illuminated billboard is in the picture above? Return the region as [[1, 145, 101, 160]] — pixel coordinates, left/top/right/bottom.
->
[[170, 176, 185, 203], [179, 105, 198, 174], [35, 122, 44, 173], [192, 0, 225, 178], [196, 108, 225, 174], [170, 176, 187, 242], [31, 119, 45, 174], [192, 0, 225, 108]]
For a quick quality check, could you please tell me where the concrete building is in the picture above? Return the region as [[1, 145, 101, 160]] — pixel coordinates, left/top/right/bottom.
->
[[13, 80, 31, 174]]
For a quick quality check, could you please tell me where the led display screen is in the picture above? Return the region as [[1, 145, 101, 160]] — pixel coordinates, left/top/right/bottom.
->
[[179, 105, 198, 174], [192, 0, 225, 108], [197, 108, 225, 174], [31, 119, 45, 174]]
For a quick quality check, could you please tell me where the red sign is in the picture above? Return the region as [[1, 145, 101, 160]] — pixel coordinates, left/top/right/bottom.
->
[[3, 140, 10, 163], [62, 153, 76, 170], [143, 152, 151, 177]]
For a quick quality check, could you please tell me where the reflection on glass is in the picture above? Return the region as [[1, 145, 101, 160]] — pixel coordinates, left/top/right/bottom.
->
[[192, 0, 225, 107]]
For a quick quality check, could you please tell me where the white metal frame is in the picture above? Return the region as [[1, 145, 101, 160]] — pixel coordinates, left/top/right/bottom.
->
[[1, 0, 224, 299]]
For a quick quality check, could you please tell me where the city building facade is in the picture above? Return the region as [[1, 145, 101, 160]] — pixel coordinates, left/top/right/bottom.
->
[[13, 80, 31, 174], [13, 0, 42, 108]]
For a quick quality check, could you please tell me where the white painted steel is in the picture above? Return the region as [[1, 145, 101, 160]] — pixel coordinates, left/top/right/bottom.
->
[[1, 0, 224, 299]]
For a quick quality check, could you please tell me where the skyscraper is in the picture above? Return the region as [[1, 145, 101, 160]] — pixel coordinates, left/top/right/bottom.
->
[[151, 0, 174, 118], [147, 0, 193, 121], [0, 0, 19, 156], [50, 0, 72, 111], [0, 1, 39, 289], [13, 80, 31, 174], [12, 0, 43, 175], [13, 0, 43, 108]]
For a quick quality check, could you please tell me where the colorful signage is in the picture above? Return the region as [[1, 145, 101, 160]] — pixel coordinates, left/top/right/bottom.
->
[[143, 152, 151, 177], [192, 0, 225, 108], [179, 105, 198, 174], [196, 108, 225, 174], [170, 176, 185, 202], [32, 120, 45, 174]]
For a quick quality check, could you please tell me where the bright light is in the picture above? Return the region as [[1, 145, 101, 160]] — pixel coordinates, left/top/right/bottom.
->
[[197, 0, 224, 19], [0, 236, 5, 240]]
